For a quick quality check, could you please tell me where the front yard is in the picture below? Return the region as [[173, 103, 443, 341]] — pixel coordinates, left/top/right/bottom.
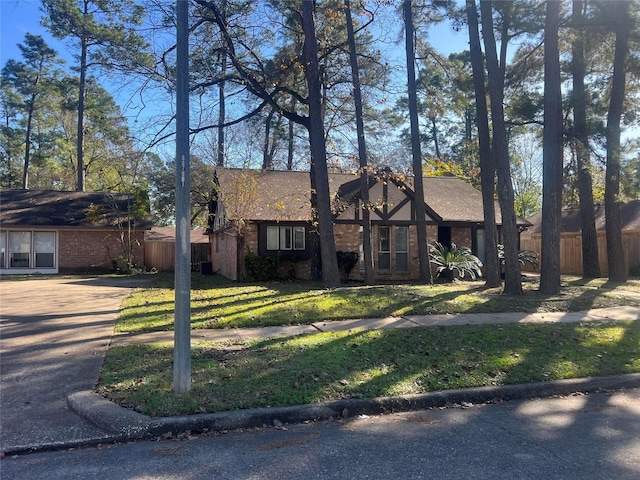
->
[[98, 274, 640, 416], [115, 273, 640, 332]]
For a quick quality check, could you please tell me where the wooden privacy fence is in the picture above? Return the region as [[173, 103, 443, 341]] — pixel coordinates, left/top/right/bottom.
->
[[520, 230, 640, 276], [144, 242, 211, 272]]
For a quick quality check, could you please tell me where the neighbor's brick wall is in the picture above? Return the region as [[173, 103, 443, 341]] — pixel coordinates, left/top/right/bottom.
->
[[211, 229, 239, 280], [210, 224, 259, 281], [58, 229, 145, 273]]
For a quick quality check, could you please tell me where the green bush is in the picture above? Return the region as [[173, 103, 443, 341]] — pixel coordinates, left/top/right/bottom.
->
[[245, 251, 280, 281], [337, 251, 360, 280], [429, 242, 483, 282]]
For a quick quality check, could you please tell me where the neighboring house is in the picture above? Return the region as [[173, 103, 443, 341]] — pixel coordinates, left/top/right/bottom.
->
[[0, 189, 152, 274], [144, 226, 211, 272], [522, 200, 640, 275], [208, 168, 530, 281]]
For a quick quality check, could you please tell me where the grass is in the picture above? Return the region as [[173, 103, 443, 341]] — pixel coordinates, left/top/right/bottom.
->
[[98, 273, 640, 417], [99, 320, 640, 417], [115, 273, 640, 333]]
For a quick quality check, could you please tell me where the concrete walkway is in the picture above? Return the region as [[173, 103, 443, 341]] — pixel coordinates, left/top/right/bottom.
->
[[111, 305, 640, 346]]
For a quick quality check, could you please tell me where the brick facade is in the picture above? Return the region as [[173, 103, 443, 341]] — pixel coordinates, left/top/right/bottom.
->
[[58, 229, 146, 273], [211, 222, 477, 282]]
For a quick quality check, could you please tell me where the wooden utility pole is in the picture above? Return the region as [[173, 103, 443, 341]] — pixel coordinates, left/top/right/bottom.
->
[[174, 0, 191, 394]]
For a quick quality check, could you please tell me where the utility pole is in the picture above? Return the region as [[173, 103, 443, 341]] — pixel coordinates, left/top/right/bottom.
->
[[174, 0, 191, 393]]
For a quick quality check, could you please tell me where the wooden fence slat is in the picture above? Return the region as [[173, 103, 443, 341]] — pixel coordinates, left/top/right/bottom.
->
[[521, 230, 640, 275], [144, 242, 211, 272]]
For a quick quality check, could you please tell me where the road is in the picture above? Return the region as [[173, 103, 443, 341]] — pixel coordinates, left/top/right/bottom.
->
[[2, 387, 639, 479]]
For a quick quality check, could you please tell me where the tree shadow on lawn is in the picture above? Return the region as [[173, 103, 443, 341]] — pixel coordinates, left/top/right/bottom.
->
[[99, 319, 639, 417]]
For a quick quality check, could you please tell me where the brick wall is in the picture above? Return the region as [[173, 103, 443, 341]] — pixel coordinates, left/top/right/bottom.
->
[[451, 227, 472, 248], [58, 229, 145, 273]]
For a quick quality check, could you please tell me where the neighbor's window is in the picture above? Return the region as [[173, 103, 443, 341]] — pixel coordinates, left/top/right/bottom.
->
[[476, 228, 486, 262], [396, 226, 408, 272], [267, 226, 305, 251], [293, 226, 305, 250], [34, 231, 55, 268], [9, 231, 31, 268], [378, 226, 390, 270], [0, 232, 5, 268]]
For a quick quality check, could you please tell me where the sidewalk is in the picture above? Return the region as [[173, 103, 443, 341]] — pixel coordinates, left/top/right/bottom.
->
[[111, 305, 640, 346]]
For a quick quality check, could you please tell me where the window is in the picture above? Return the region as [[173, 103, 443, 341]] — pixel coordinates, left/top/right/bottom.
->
[[396, 226, 408, 272], [476, 228, 486, 262], [280, 227, 292, 250], [9, 231, 31, 268], [267, 226, 279, 250], [293, 227, 305, 250], [1, 230, 57, 270], [378, 226, 390, 270], [0, 232, 5, 269], [266, 226, 305, 251], [34, 231, 56, 268]]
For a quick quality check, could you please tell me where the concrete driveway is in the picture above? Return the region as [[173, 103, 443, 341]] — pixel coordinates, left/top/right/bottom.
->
[[0, 276, 150, 453]]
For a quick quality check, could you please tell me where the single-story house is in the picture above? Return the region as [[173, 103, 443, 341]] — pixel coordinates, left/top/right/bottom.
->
[[144, 226, 211, 272], [208, 168, 530, 281], [0, 189, 152, 274], [522, 200, 640, 275]]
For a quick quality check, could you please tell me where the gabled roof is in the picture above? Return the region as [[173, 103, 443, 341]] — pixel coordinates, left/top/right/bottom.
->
[[214, 168, 529, 226], [0, 189, 153, 229], [526, 200, 640, 233]]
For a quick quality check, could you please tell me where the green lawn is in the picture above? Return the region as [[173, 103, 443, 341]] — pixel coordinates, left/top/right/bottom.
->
[[98, 274, 640, 417], [100, 320, 640, 417], [115, 273, 640, 332]]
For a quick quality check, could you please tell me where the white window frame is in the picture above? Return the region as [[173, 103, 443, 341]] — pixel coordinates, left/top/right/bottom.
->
[[395, 226, 409, 272], [266, 226, 305, 251], [0, 230, 58, 273]]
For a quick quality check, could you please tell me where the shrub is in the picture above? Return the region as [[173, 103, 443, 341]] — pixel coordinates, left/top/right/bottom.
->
[[245, 251, 280, 281], [336, 251, 360, 280], [429, 242, 483, 282]]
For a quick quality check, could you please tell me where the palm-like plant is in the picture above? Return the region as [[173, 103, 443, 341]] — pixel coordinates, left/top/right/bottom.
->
[[497, 245, 539, 270], [429, 242, 483, 282]]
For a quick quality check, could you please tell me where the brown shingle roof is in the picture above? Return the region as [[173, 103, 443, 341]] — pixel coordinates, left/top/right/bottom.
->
[[0, 189, 153, 229], [526, 200, 640, 233], [215, 168, 529, 226]]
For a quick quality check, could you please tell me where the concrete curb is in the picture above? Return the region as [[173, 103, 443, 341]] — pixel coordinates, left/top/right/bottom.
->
[[63, 373, 640, 447]]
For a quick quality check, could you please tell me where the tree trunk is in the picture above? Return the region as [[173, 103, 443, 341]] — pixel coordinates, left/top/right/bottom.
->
[[301, 0, 341, 288], [287, 99, 295, 170], [76, 34, 87, 191], [22, 93, 36, 189], [605, 0, 630, 282], [344, 0, 374, 284], [480, 0, 522, 295], [571, 0, 600, 279], [217, 50, 226, 167], [404, 0, 432, 284], [262, 108, 275, 170], [539, 0, 563, 294], [466, 0, 500, 288]]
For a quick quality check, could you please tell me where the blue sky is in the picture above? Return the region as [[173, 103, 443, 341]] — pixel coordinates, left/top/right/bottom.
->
[[1, 1, 73, 65], [1, 0, 470, 70], [1, 0, 471, 155]]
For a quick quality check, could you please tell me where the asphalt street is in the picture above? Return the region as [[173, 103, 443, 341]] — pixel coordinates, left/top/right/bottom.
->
[[2, 387, 639, 479]]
